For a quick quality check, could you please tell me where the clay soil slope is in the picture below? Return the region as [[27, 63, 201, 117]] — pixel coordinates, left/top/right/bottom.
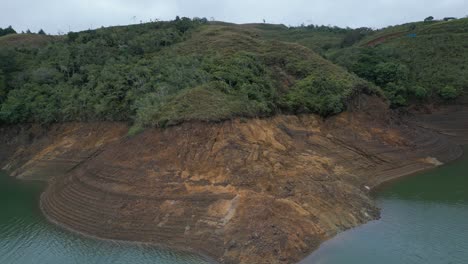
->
[[0, 97, 464, 264]]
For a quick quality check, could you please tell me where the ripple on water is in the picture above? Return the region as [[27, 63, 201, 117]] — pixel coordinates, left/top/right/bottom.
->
[[0, 172, 210, 264], [301, 146, 468, 264]]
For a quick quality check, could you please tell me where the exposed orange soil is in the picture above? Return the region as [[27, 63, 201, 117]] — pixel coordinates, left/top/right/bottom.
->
[[1, 98, 465, 264]]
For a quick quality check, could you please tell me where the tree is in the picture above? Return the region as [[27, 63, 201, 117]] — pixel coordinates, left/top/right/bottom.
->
[[38, 29, 46, 35], [26, 29, 32, 34], [424, 16, 434, 22], [0, 26, 17, 37], [373, 62, 409, 86], [174, 17, 193, 33], [67, 31, 79, 42], [383, 83, 408, 106]]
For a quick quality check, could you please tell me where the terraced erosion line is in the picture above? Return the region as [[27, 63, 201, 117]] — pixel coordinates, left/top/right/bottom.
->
[[37, 193, 219, 264], [1, 100, 467, 264]]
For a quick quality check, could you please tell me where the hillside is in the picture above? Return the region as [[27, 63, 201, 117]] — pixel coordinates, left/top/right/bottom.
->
[[243, 18, 468, 108], [0, 18, 377, 132], [328, 18, 468, 106], [2, 18, 467, 129]]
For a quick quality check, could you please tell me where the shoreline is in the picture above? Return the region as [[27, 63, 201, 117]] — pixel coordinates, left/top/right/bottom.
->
[[300, 144, 468, 264], [36, 141, 465, 263], [3, 106, 467, 264], [38, 189, 219, 264], [34, 141, 464, 264], [369, 144, 465, 194]]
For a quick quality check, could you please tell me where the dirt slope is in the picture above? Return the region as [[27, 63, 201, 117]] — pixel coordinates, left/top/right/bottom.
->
[[1, 123, 128, 180], [0, 98, 464, 264], [410, 105, 468, 145]]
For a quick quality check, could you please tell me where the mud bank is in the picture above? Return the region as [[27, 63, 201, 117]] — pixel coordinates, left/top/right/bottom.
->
[[1, 100, 465, 264]]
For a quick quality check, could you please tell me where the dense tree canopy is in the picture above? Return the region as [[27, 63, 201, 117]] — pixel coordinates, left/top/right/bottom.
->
[[330, 18, 468, 106], [0, 18, 376, 128], [1, 17, 466, 128]]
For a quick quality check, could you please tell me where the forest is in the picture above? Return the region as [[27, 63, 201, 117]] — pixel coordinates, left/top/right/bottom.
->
[[0, 17, 466, 130]]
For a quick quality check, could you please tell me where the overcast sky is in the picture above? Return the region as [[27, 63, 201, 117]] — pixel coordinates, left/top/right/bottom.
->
[[1, 0, 467, 34]]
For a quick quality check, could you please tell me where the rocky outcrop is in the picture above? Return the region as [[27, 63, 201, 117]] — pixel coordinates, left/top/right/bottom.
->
[[1, 99, 465, 264]]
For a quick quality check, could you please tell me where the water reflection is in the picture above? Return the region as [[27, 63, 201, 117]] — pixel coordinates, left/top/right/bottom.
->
[[302, 146, 468, 264], [0, 172, 210, 264]]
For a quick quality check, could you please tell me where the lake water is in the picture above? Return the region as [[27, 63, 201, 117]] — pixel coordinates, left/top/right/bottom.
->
[[302, 146, 468, 264], [0, 171, 210, 264], [2, 147, 467, 264]]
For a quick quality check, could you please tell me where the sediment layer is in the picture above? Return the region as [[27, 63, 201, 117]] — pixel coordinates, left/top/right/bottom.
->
[[1, 123, 128, 180], [1, 100, 465, 264]]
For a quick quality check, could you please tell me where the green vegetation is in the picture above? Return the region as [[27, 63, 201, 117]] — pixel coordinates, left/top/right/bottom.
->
[[329, 18, 468, 106], [249, 23, 362, 54], [424, 16, 435, 22], [1, 16, 466, 129], [0, 18, 375, 129], [0, 26, 16, 37]]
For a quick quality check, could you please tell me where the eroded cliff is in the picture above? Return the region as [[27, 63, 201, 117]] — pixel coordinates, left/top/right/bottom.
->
[[0, 98, 464, 264]]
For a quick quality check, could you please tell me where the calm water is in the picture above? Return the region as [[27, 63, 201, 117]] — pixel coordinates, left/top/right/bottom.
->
[[302, 146, 468, 264], [0, 172, 210, 264], [2, 148, 468, 264]]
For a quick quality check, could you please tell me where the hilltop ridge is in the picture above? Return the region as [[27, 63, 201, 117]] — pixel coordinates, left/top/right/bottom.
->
[[0, 18, 377, 131]]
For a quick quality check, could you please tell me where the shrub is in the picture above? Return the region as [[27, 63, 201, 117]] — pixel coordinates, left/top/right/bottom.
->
[[282, 76, 350, 116], [0, 19, 372, 127], [141, 83, 261, 127], [383, 82, 408, 107], [410, 85, 429, 99], [424, 16, 434, 22], [127, 125, 145, 137], [373, 62, 409, 87], [438, 85, 460, 100]]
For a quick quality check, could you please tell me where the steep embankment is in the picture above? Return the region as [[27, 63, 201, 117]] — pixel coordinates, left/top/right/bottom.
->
[[1, 97, 463, 264], [1, 123, 128, 180]]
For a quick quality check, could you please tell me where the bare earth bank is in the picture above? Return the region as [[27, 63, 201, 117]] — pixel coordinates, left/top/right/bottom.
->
[[1, 100, 466, 264]]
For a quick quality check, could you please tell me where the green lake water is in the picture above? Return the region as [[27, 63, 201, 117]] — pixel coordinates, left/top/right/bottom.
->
[[1, 147, 467, 264], [302, 146, 468, 264], [0, 171, 210, 264]]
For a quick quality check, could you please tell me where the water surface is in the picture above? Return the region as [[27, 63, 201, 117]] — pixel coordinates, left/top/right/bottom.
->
[[3, 146, 467, 264], [0, 172, 210, 264], [302, 146, 468, 264]]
